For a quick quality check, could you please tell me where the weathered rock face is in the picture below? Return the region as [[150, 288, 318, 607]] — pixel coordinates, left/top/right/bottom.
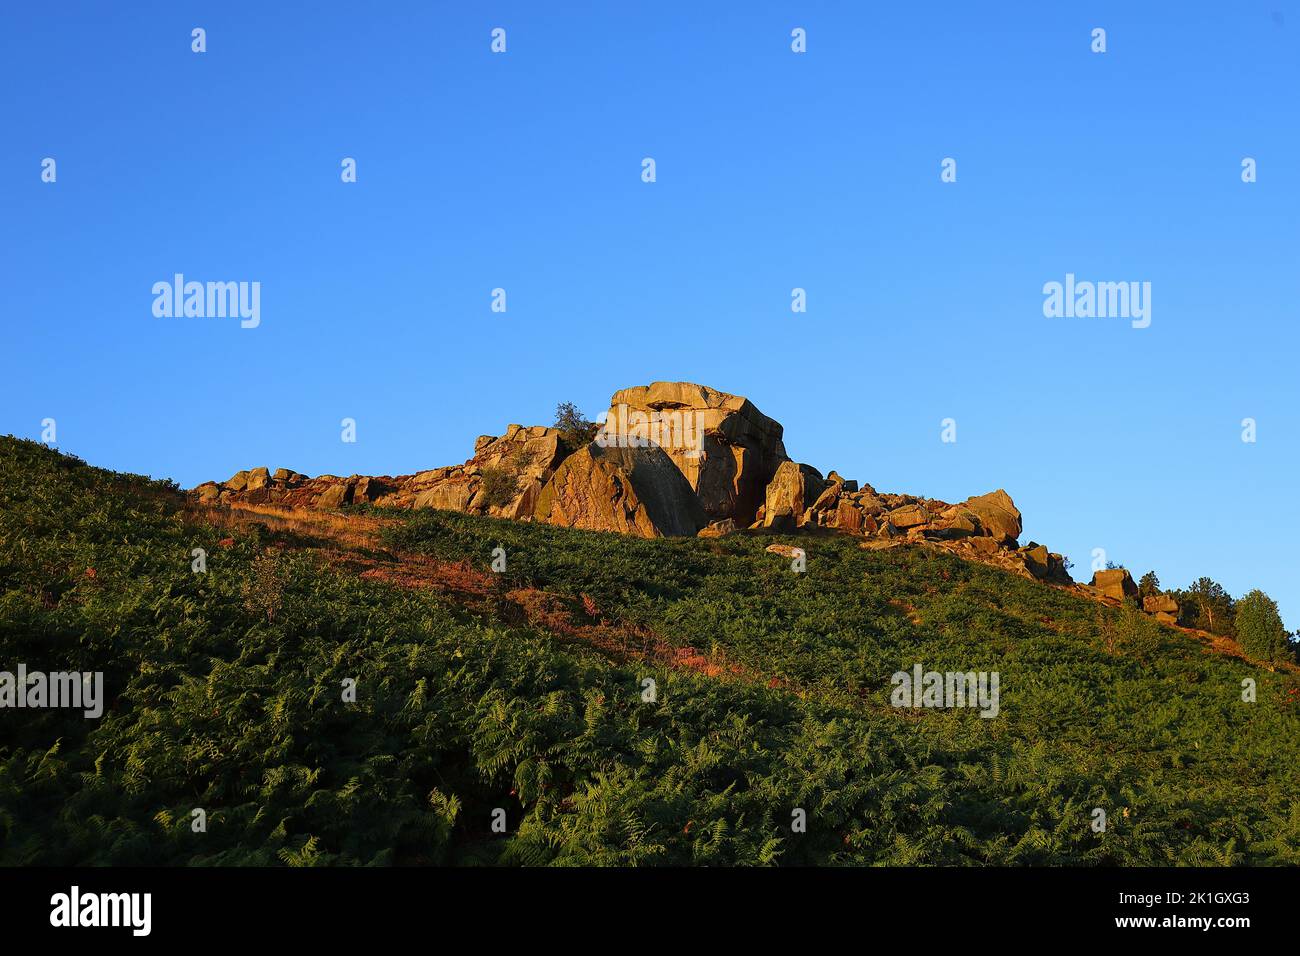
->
[[761, 461, 826, 530], [462, 424, 565, 520], [602, 382, 787, 526], [1091, 568, 1140, 603], [533, 443, 706, 538], [962, 490, 1022, 545]]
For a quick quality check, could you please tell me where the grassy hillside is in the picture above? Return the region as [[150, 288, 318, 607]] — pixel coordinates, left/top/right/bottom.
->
[[1, 436, 1298, 865]]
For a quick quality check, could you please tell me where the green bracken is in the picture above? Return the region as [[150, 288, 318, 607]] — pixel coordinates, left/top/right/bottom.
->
[[1, 436, 1298, 866]]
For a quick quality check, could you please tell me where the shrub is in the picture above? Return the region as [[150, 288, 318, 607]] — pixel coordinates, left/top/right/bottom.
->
[[554, 401, 598, 454], [478, 466, 519, 509], [1235, 590, 1288, 666]]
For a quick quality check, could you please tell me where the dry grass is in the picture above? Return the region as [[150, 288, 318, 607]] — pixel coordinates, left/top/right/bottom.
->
[[186, 501, 391, 551]]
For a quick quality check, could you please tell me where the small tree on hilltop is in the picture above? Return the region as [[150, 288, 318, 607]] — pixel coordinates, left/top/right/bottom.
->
[[1138, 571, 1160, 599], [1235, 590, 1288, 668], [554, 402, 599, 455]]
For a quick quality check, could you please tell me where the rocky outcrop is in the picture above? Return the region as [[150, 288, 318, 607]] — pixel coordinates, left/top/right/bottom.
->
[[602, 382, 787, 526], [533, 443, 706, 538], [187, 383, 1116, 593]]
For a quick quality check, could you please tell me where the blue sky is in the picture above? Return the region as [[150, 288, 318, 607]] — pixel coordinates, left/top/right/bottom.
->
[[2, 2, 1297, 625]]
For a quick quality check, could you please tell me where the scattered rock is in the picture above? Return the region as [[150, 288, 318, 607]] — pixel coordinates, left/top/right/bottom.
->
[[698, 518, 737, 538], [765, 544, 805, 560]]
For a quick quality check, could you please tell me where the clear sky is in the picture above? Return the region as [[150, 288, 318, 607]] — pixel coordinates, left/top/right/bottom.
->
[[3, 3, 1297, 626]]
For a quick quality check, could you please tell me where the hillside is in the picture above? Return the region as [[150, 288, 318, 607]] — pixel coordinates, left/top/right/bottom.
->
[[1, 435, 1299, 866]]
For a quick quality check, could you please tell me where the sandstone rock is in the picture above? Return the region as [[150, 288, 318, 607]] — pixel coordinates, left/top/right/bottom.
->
[[225, 470, 250, 492], [831, 498, 871, 533], [888, 503, 931, 529], [811, 480, 842, 513], [534, 443, 706, 538], [316, 482, 353, 509], [826, 471, 858, 493], [765, 544, 805, 560], [938, 511, 979, 537], [1019, 543, 1051, 579], [698, 518, 737, 538], [962, 489, 1022, 545], [859, 537, 904, 551], [1091, 568, 1140, 603], [603, 382, 788, 525], [195, 482, 220, 504], [352, 476, 389, 503], [1045, 553, 1074, 585], [246, 467, 270, 492], [850, 493, 885, 517], [762, 461, 826, 531], [470, 425, 566, 517], [413, 480, 475, 512], [1143, 593, 1179, 615]]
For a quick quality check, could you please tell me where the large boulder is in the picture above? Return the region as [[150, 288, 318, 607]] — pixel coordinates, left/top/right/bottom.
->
[[245, 467, 271, 492], [1143, 593, 1180, 624], [1143, 593, 1179, 615], [534, 443, 706, 538], [762, 461, 826, 530], [316, 482, 353, 509], [887, 503, 931, 529], [601, 382, 787, 526], [1091, 568, 1140, 603], [962, 489, 1022, 545]]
